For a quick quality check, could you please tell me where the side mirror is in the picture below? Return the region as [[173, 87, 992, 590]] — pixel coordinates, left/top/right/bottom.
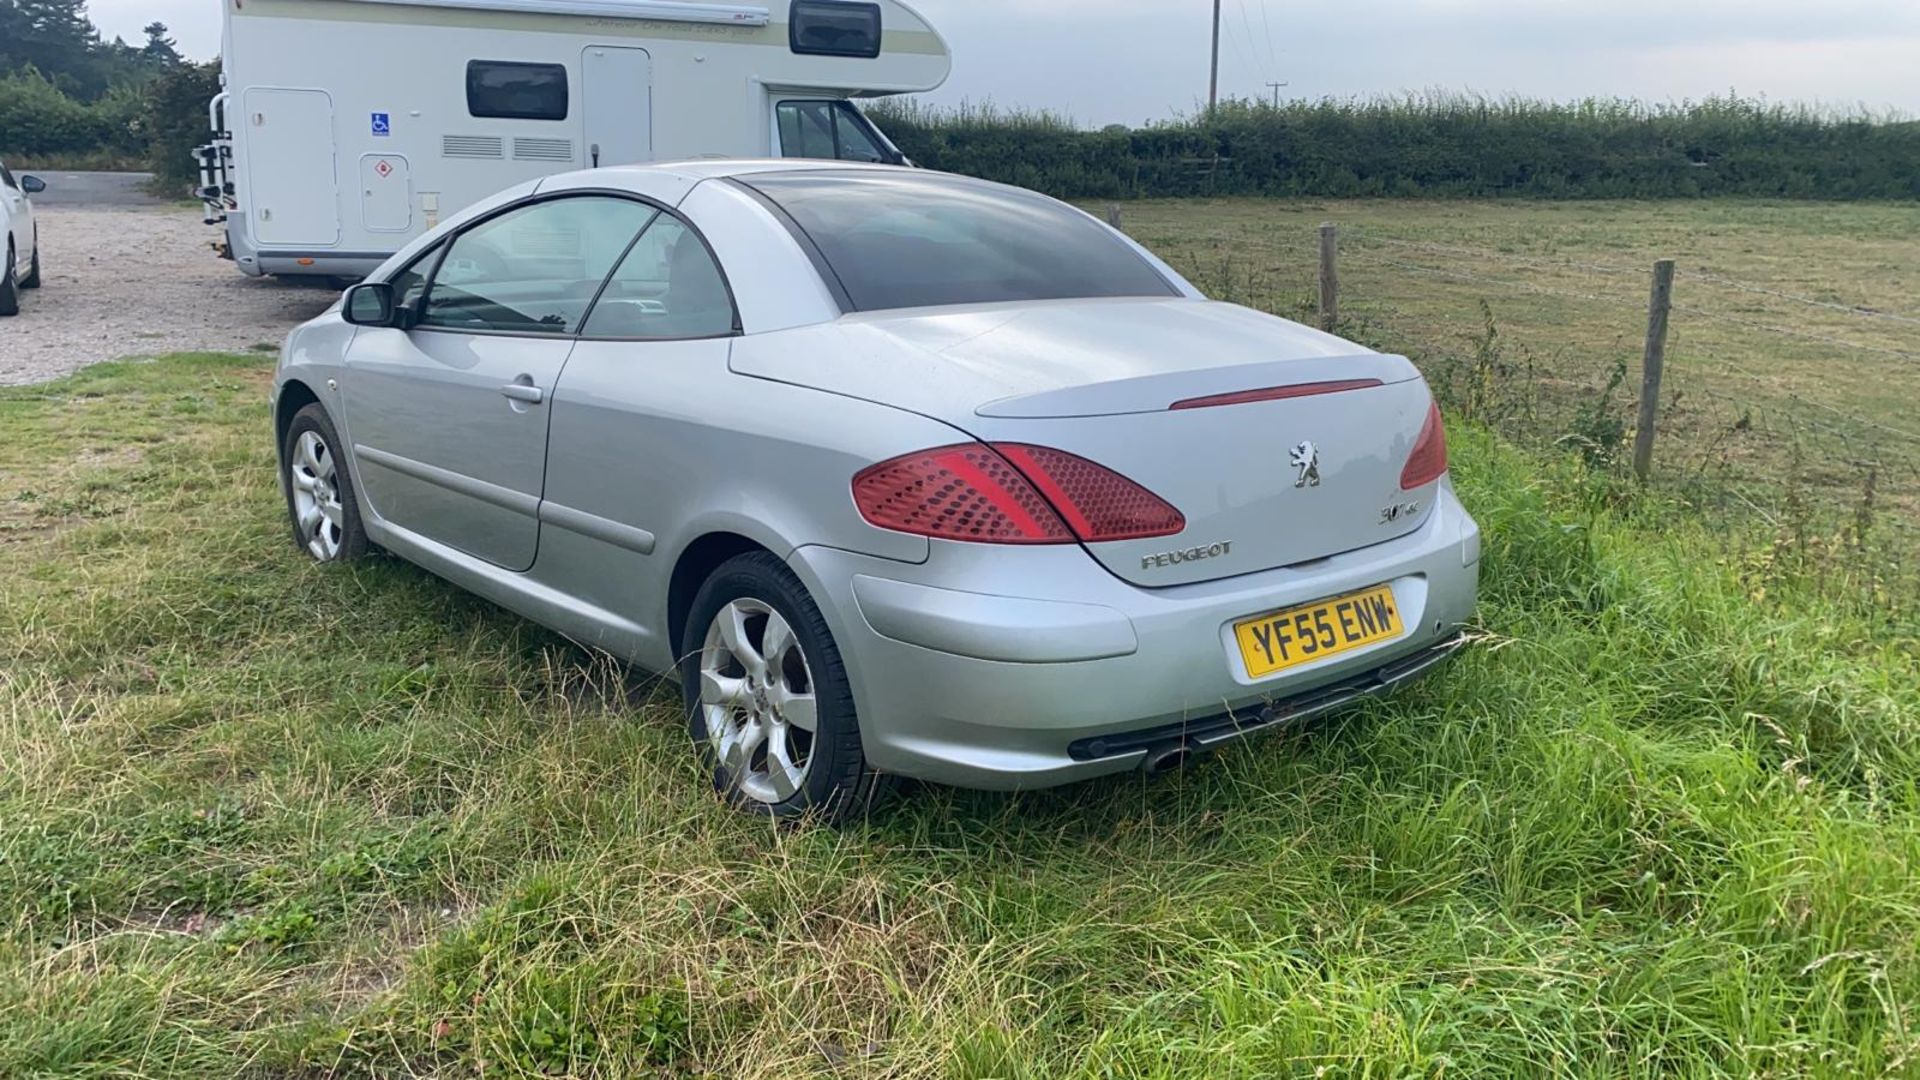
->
[[341, 282, 396, 327], [19, 175, 45, 194]]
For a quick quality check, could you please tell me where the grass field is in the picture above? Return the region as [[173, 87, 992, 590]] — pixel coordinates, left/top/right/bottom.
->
[[1104, 199, 1920, 551], [2, 348, 1917, 1077]]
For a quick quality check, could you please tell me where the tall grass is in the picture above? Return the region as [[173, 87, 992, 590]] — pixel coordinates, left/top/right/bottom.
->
[[1, 353, 1917, 1076], [869, 93, 1920, 200]]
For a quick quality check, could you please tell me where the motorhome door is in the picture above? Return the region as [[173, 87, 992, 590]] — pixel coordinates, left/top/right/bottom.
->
[[581, 47, 652, 167], [241, 88, 340, 246]]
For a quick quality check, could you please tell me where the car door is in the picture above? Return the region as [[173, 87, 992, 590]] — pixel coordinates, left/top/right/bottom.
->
[[340, 193, 656, 571], [533, 209, 739, 647], [0, 164, 29, 268]]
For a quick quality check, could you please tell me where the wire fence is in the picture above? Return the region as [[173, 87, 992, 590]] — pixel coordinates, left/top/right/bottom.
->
[[1159, 214, 1920, 581]]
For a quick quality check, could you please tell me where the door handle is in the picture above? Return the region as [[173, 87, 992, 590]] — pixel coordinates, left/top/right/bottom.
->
[[499, 383, 544, 405]]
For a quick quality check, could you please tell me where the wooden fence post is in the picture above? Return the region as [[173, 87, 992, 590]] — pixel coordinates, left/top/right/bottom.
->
[[1105, 204, 1122, 230], [1317, 223, 1338, 332], [1633, 259, 1676, 481]]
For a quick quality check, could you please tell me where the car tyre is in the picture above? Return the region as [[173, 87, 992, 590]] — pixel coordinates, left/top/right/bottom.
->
[[681, 552, 888, 823], [0, 243, 18, 316], [282, 403, 370, 563], [21, 232, 41, 289]]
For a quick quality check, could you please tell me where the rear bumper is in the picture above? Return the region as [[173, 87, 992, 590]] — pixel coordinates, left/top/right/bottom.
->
[[225, 218, 388, 280], [785, 480, 1481, 791], [252, 252, 387, 280], [1067, 633, 1463, 761]]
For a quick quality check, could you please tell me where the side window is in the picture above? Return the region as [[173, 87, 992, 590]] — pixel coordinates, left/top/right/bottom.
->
[[466, 60, 569, 121], [387, 243, 442, 311], [419, 197, 654, 335], [580, 214, 735, 340], [0, 165, 16, 191], [777, 101, 838, 160], [777, 101, 889, 163], [829, 104, 888, 163]]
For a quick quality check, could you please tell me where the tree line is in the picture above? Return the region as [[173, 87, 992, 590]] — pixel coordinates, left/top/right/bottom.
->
[[869, 95, 1920, 201], [0, 0, 218, 186]]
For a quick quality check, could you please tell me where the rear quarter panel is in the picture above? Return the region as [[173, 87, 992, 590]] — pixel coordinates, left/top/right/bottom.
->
[[533, 335, 973, 672]]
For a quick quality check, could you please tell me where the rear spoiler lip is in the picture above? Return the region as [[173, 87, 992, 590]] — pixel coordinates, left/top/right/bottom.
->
[[1169, 378, 1386, 411], [974, 352, 1424, 420]]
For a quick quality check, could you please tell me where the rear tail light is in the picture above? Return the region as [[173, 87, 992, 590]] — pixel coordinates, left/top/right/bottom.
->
[[852, 445, 1071, 544], [993, 444, 1186, 541], [1400, 400, 1449, 489], [853, 443, 1184, 545]]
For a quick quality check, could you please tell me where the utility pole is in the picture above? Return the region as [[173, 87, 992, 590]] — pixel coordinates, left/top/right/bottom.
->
[[1265, 81, 1288, 108], [1208, 0, 1221, 112]]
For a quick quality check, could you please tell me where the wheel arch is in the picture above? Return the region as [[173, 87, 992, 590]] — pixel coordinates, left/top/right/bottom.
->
[[274, 378, 323, 458], [667, 531, 775, 660], [2, 236, 19, 308]]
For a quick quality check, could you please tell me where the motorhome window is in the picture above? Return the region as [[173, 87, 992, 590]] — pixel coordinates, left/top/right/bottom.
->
[[419, 196, 655, 335], [580, 213, 736, 340], [789, 1, 882, 58], [777, 101, 889, 163], [466, 61, 569, 121], [742, 170, 1179, 312], [778, 102, 836, 160]]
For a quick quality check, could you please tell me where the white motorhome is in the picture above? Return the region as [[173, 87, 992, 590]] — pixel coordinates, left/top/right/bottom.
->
[[197, 0, 950, 279]]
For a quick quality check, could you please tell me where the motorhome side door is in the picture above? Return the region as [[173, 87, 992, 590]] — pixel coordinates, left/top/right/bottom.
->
[[241, 88, 341, 246], [580, 47, 652, 167]]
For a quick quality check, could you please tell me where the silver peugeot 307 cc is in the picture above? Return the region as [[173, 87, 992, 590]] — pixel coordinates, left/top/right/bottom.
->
[[273, 161, 1480, 819]]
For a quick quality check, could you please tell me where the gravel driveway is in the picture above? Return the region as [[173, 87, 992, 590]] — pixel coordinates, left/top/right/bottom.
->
[[1, 205, 340, 386]]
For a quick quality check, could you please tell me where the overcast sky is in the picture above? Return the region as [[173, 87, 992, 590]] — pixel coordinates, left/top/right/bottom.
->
[[85, 0, 1920, 125]]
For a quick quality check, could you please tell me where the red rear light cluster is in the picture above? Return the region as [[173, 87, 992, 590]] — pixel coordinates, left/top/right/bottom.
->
[[853, 443, 1184, 545], [1400, 401, 1449, 489], [994, 444, 1187, 541], [852, 444, 1072, 544]]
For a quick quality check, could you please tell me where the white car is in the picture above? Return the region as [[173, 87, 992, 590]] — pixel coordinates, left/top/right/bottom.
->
[[0, 161, 46, 316]]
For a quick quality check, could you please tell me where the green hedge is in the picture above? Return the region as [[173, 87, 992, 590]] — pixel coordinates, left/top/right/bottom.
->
[[0, 68, 131, 156], [869, 95, 1920, 201], [0, 62, 219, 186]]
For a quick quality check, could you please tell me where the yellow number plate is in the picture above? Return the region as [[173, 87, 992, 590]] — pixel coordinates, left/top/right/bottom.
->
[[1233, 584, 1404, 679]]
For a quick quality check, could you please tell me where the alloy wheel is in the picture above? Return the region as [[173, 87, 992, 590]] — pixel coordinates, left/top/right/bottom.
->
[[289, 430, 345, 560], [699, 598, 819, 804]]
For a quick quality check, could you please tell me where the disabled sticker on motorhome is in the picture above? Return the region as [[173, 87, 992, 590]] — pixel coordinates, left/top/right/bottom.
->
[[371, 112, 391, 136]]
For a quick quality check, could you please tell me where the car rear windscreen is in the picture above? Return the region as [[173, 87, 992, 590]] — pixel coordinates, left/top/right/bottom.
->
[[740, 171, 1180, 312]]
